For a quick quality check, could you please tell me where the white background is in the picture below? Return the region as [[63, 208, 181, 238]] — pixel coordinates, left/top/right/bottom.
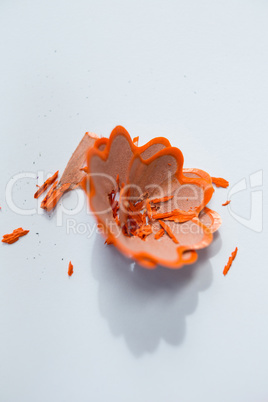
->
[[0, 1, 268, 401]]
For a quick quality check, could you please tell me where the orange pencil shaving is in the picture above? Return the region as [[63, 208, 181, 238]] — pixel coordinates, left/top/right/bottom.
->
[[159, 220, 179, 244], [44, 183, 71, 212], [145, 199, 152, 219], [223, 247, 238, 276], [34, 171, 59, 198], [40, 180, 58, 209], [222, 200, 231, 206], [154, 228, 165, 240], [211, 177, 229, 188], [2, 228, 29, 244], [150, 195, 174, 204], [68, 261, 74, 276]]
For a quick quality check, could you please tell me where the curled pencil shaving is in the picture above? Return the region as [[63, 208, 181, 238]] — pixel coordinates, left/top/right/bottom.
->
[[2, 228, 29, 244], [38, 126, 224, 269], [223, 247, 238, 276], [80, 126, 224, 269]]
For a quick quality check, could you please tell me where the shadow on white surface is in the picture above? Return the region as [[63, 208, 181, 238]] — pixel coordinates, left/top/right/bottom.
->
[[91, 232, 221, 356]]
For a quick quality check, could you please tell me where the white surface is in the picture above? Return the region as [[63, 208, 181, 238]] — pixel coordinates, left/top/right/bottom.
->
[[0, 1, 268, 401]]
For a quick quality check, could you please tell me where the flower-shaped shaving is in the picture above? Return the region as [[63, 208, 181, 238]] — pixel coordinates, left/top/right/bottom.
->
[[81, 126, 221, 269]]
